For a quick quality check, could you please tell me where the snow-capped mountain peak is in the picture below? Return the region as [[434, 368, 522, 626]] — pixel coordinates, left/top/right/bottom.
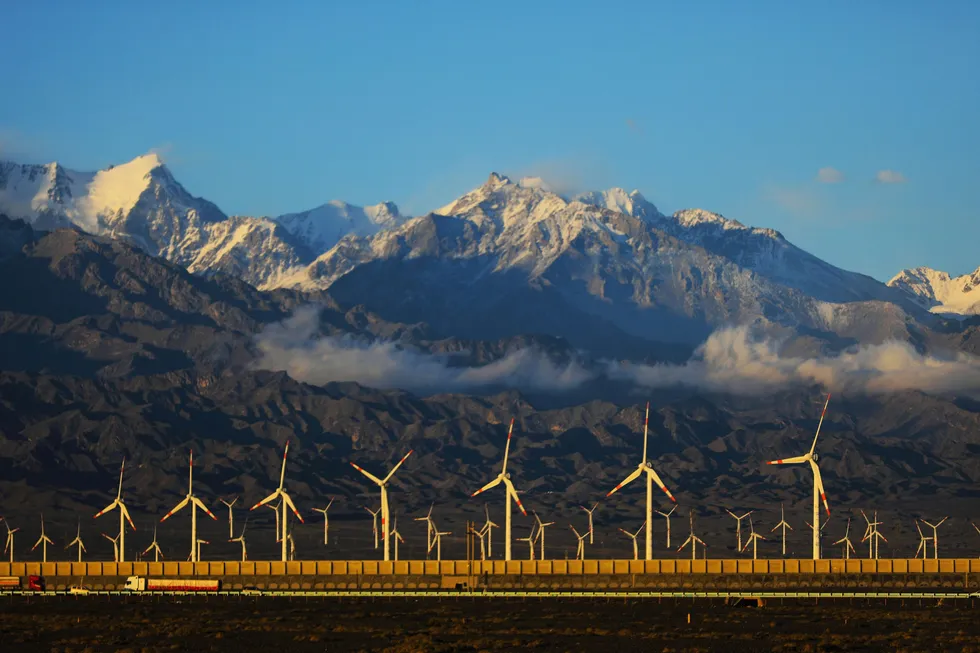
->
[[573, 187, 662, 222], [887, 265, 980, 316], [275, 199, 405, 255]]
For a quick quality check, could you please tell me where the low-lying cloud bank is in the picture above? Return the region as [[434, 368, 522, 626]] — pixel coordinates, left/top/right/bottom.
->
[[254, 306, 980, 397]]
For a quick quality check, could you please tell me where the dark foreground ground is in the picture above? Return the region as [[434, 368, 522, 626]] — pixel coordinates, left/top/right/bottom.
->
[[2, 597, 979, 652]]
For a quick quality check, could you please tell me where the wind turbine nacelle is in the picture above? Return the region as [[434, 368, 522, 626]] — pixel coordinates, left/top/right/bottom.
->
[[812, 453, 819, 462], [505, 473, 511, 480]]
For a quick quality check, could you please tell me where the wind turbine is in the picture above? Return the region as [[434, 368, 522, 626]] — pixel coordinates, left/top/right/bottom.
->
[[160, 450, 218, 563], [580, 504, 599, 545], [517, 527, 536, 560], [433, 528, 450, 561], [472, 523, 488, 560], [766, 393, 832, 560], [414, 505, 436, 558], [249, 440, 305, 562], [3, 521, 19, 563], [833, 518, 856, 560], [619, 524, 644, 560], [230, 522, 248, 562], [914, 521, 931, 559], [102, 532, 120, 562], [142, 525, 163, 563], [66, 521, 86, 562], [570, 524, 588, 560], [266, 502, 281, 542], [922, 517, 947, 559], [678, 510, 706, 561], [532, 512, 554, 560], [606, 402, 677, 561], [771, 503, 793, 557], [313, 499, 335, 545], [350, 449, 414, 561], [481, 505, 497, 558], [860, 511, 886, 559], [390, 517, 405, 561], [194, 538, 209, 561], [741, 516, 766, 560], [364, 506, 381, 549], [656, 506, 676, 548], [471, 418, 527, 561], [287, 533, 296, 561], [93, 458, 136, 562], [726, 509, 754, 553], [220, 497, 238, 539], [31, 514, 54, 563]]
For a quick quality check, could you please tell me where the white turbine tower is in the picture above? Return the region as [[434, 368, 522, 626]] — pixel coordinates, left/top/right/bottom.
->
[[313, 498, 335, 545], [833, 518, 856, 560], [414, 505, 436, 558], [66, 521, 86, 562], [390, 517, 405, 561], [350, 449, 414, 562], [249, 441, 305, 562], [364, 506, 381, 549], [619, 524, 644, 560], [481, 505, 498, 558], [266, 502, 281, 542], [726, 509, 754, 553], [230, 522, 248, 562], [93, 458, 136, 562], [31, 514, 54, 563], [195, 538, 209, 561], [471, 418, 528, 561], [3, 520, 19, 563], [766, 393, 832, 560], [771, 503, 793, 557], [580, 504, 599, 544], [656, 506, 676, 548], [914, 521, 931, 559], [517, 527, 536, 560], [606, 402, 677, 561], [532, 512, 554, 560], [142, 525, 164, 563], [433, 528, 450, 561], [922, 517, 947, 559], [472, 523, 488, 561], [570, 524, 588, 560], [859, 511, 886, 559], [220, 497, 238, 539], [160, 451, 218, 563]]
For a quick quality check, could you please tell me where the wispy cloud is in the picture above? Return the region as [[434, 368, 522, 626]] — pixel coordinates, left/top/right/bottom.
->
[[875, 169, 907, 184], [816, 167, 844, 183], [763, 184, 821, 218], [254, 307, 980, 399]]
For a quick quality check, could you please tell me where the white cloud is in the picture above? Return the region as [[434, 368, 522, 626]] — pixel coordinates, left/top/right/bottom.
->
[[875, 169, 907, 184], [816, 167, 844, 183]]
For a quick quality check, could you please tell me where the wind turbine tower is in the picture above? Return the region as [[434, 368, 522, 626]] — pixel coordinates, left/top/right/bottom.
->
[[220, 496, 238, 539], [102, 532, 120, 562], [678, 510, 706, 561], [142, 525, 164, 562], [656, 506, 676, 548], [766, 393, 832, 560], [922, 517, 947, 559], [471, 418, 528, 561], [230, 522, 248, 562], [833, 518, 856, 560], [31, 514, 54, 563], [570, 524, 588, 560], [249, 441, 305, 562], [619, 524, 644, 560], [532, 512, 554, 560], [160, 451, 218, 563], [741, 516, 765, 560], [350, 449, 413, 561], [313, 498, 335, 545], [726, 509, 753, 553], [914, 521, 931, 559], [580, 504, 599, 544], [365, 506, 381, 549], [607, 402, 677, 561], [3, 521, 18, 563], [94, 458, 136, 562]]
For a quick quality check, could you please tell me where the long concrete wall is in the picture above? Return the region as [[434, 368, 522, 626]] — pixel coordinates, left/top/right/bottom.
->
[[2, 558, 980, 578]]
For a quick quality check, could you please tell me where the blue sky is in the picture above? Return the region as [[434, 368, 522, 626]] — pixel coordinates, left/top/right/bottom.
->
[[2, 1, 977, 281]]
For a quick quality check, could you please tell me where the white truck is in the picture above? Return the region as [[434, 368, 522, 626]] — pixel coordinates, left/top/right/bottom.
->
[[124, 576, 220, 592]]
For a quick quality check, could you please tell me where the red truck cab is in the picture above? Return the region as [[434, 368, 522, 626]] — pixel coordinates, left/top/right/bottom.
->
[[28, 575, 45, 591]]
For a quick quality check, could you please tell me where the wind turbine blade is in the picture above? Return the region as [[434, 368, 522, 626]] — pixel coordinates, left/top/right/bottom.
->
[[641, 402, 650, 464], [501, 418, 515, 475], [607, 467, 643, 497], [278, 441, 290, 491], [117, 458, 125, 500], [767, 455, 809, 465], [383, 450, 414, 484], [809, 393, 832, 456], [121, 504, 136, 531], [250, 490, 281, 511], [282, 493, 305, 523], [93, 500, 118, 519], [191, 497, 218, 520], [645, 466, 676, 502], [471, 476, 502, 497], [505, 481, 527, 516], [810, 460, 830, 515], [350, 462, 384, 486], [160, 497, 190, 522]]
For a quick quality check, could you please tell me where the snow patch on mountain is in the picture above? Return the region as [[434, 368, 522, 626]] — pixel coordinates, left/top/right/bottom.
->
[[888, 266, 980, 316], [573, 188, 662, 222], [275, 200, 404, 255]]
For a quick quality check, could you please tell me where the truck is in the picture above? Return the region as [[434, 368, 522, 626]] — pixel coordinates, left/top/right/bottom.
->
[[0, 576, 44, 591], [123, 576, 220, 592]]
